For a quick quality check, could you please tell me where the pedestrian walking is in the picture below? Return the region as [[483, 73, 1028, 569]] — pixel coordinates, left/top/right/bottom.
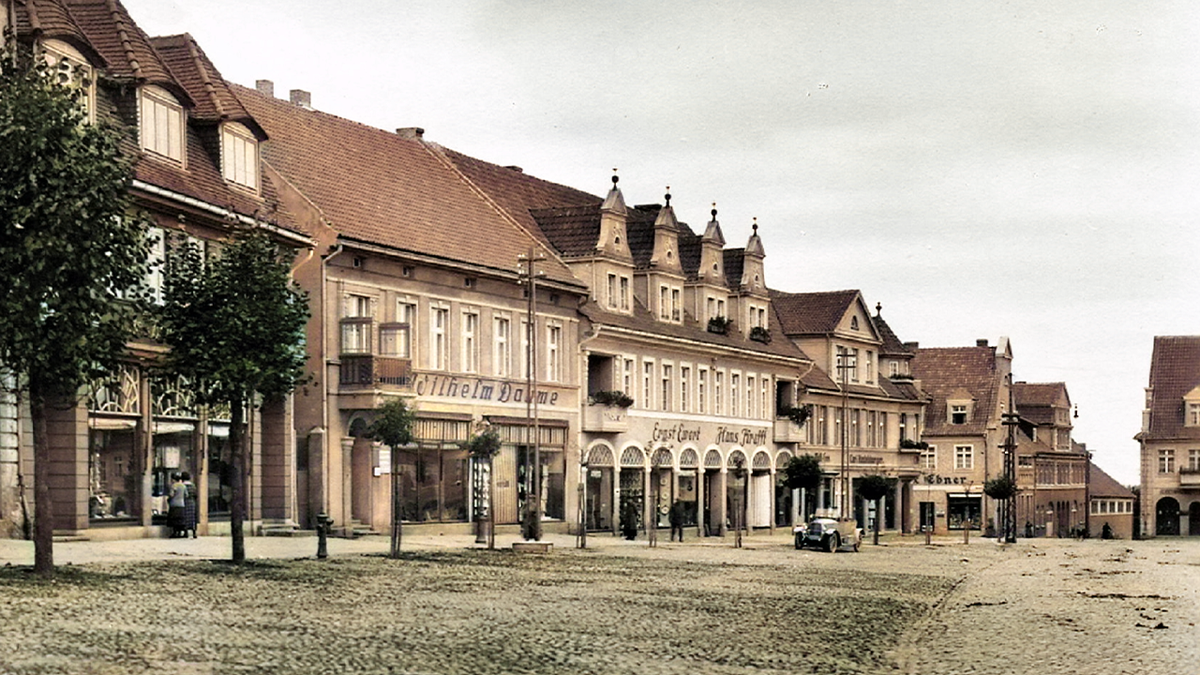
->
[[168, 473, 187, 538], [181, 471, 199, 539], [669, 500, 685, 542]]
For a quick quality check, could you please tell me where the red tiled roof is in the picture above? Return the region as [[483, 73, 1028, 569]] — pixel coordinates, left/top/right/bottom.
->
[[872, 312, 913, 357], [910, 346, 1002, 435], [1145, 336, 1200, 441], [13, 0, 105, 65], [232, 83, 579, 285], [1089, 462, 1135, 499], [1014, 382, 1068, 408], [62, 0, 192, 104], [148, 34, 259, 133], [770, 289, 859, 335]]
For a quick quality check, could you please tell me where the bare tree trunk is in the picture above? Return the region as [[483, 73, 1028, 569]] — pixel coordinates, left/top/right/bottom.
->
[[230, 397, 246, 564], [487, 457, 496, 550], [389, 449, 401, 558], [873, 498, 881, 546], [30, 377, 54, 578]]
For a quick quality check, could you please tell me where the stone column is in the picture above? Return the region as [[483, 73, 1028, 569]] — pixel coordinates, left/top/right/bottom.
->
[[340, 436, 354, 535], [695, 468, 704, 538], [717, 468, 728, 536]]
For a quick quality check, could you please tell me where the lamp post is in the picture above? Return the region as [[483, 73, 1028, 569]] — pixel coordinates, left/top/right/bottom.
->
[[518, 247, 546, 542], [1001, 376, 1019, 544]]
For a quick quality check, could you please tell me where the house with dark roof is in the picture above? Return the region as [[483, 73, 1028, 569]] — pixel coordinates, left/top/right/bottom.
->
[[1011, 381, 1089, 537], [1137, 335, 1200, 537], [1087, 461, 1135, 539], [3, 0, 313, 540], [771, 292, 928, 533], [446, 153, 817, 538]]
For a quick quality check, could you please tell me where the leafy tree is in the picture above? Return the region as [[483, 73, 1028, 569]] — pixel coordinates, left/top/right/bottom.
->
[[857, 474, 894, 545], [368, 397, 416, 558], [158, 226, 310, 564], [783, 454, 823, 520], [0, 41, 150, 577], [463, 424, 501, 550], [983, 475, 1018, 501]]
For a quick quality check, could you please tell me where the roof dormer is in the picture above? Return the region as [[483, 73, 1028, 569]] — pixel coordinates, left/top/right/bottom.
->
[[597, 172, 632, 262], [738, 219, 767, 297], [649, 188, 683, 275], [42, 39, 96, 124], [221, 121, 259, 193], [1185, 385, 1200, 427], [698, 204, 726, 284], [139, 84, 186, 165]]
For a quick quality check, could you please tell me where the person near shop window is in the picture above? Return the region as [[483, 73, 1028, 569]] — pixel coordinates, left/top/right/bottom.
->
[[181, 472, 199, 539], [168, 473, 187, 538]]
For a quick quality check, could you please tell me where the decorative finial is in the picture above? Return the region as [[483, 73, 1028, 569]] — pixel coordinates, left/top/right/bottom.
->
[[611, 168, 619, 188], [711, 202, 717, 220], [752, 217, 758, 235], [664, 186, 671, 207], [876, 302, 882, 316]]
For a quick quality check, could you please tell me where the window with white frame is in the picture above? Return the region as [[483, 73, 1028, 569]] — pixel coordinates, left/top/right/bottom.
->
[[865, 351, 874, 383], [606, 274, 617, 308], [954, 445, 974, 470], [731, 373, 740, 417], [140, 85, 184, 163], [622, 358, 634, 396], [747, 376, 756, 418], [706, 297, 716, 321], [643, 360, 655, 410], [889, 360, 899, 377], [1189, 402, 1200, 427], [430, 306, 449, 370], [761, 379, 769, 420], [661, 364, 672, 412], [1189, 449, 1200, 471], [43, 40, 95, 123], [341, 294, 373, 354], [619, 276, 630, 311], [1159, 448, 1175, 473], [698, 368, 708, 414], [879, 412, 888, 447], [381, 301, 415, 358], [680, 366, 690, 413], [921, 444, 936, 470], [546, 324, 562, 382], [867, 411, 876, 447], [715, 370, 724, 415], [221, 123, 258, 191], [520, 318, 530, 379], [461, 310, 479, 373], [671, 288, 681, 322], [493, 316, 511, 377], [659, 286, 670, 320], [836, 346, 858, 383], [951, 404, 968, 425]]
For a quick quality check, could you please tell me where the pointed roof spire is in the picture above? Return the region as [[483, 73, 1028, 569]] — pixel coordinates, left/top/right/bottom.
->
[[746, 217, 765, 257], [600, 167, 627, 216], [702, 201, 725, 245], [876, 302, 882, 316], [664, 186, 671, 207]]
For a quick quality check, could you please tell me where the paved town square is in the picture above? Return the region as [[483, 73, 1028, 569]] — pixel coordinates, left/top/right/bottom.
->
[[0, 533, 1196, 674]]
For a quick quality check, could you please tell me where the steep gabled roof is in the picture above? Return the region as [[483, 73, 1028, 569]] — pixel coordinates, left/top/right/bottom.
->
[[911, 346, 1002, 435], [770, 289, 860, 335], [149, 34, 262, 135], [872, 310, 913, 357], [1089, 462, 1136, 499], [12, 0, 105, 65], [1145, 336, 1200, 441], [232, 83, 578, 285], [1013, 382, 1069, 426]]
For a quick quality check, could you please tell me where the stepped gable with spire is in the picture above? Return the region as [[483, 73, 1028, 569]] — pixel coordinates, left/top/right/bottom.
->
[[231, 83, 579, 286]]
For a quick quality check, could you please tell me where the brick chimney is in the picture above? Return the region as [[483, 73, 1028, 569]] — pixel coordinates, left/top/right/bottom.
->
[[290, 89, 311, 109], [903, 341, 919, 350], [396, 127, 424, 139], [256, 79, 274, 98], [976, 339, 989, 347]]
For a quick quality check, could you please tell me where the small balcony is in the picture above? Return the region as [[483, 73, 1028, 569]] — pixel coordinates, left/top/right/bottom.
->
[[583, 404, 629, 433], [773, 418, 804, 444], [1179, 468, 1200, 488], [340, 355, 413, 390]]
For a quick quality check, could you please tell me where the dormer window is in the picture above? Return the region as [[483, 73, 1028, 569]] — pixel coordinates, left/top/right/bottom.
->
[[1188, 402, 1200, 427], [951, 404, 968, 425], [140, 85, 185, 163], [221, 123, 259, 191], [43, 40, 95, 123]]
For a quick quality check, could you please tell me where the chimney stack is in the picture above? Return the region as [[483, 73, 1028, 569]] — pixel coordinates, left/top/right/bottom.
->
[[290, 89, 311, 109], [396, 127, 424, 139], [976, 339, 989, 347], [903, 341, 919, 350], [256, 79, 274, 98]]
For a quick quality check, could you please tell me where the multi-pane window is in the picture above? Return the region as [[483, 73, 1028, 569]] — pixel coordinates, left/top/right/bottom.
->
[[622, 358, 634, 396], [461, 311, 479, 373], [951, 404, 968, 425], [607, 274, 618, 308], [1189, 449, 1200, 471], [867, 411, 876, 447], [714, 371, 724, 415], [44, 40, 95, 122], [899, 413, 908, 441], [341, 294, 372, 354], [661, 364, 672, 412], [836, 346, 858, 383], [520, 319, 530, 379], [879, 412, 888, 447], [706, 297, 716, 321], [954, 445, 973, 470], [643, 361, 654, 410], [221, 124, 258, 191], [1189, 403, 1200, 427], [493, 316, 511, 377], [671, 288, 681, 321], [921, 444, 937, 470], [140, 86, 184, 162], [1159, 449, 1175, 473], [865, 351, 874, 383], [698, 368, 708, 414], [760, 379, 769, 420], [852, 409, 861, 447], [381, 301, 414, 358], [619, 276, 630, 311], [680, 367, 690, 413], [717, 298, 726, 319], [747, 376, 756, 418], [546, 325, 562, 382], [731, 373, 740, 417], [659, 286, 670, 320], [430, 307, 448, 370], [889, 361, 900, 377]]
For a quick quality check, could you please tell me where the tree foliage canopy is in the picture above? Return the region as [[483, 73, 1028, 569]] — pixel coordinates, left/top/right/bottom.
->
[[157, 227, 310, 406], [0, 41, 149, 398], [783, 454, 823, 492], [983, 475, 1019, 500], [368, 398, 416, 449], [857, 474, 894, 502]]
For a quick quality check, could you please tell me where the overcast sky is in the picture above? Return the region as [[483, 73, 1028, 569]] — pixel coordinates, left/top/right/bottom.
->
[[123, 0, 1200, 485]]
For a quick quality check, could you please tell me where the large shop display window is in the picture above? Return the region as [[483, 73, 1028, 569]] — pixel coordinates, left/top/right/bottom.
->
[[947, 495, 982, 530], [89, 365, 140, 521]]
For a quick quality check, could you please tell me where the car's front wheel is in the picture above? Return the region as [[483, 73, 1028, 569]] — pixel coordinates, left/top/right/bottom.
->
[[827, 532, 840, 553]]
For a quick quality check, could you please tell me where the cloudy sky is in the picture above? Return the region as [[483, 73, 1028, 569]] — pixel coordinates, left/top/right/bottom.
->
[[123, 0, 1200, 485]]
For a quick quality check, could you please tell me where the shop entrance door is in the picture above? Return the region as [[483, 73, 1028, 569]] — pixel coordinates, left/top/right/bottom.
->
[[618, 468, 643, 538], [919, 501, 935, 531]]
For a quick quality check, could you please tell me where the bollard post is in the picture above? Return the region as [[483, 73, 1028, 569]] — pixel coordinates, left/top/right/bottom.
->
[[963, 520, 970, 545], [316, 513, 330, 559], [924, 525, 932, 546]]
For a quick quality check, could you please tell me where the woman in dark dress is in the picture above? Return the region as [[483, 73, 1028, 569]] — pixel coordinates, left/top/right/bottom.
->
[[181, 471, 198, 538]]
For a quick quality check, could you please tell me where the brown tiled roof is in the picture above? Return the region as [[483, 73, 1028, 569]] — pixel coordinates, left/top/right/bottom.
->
[[1145, 336, 1200, 441], [770, 289, 859, 335], [910, 346, 1002, 435], [1089, 462, 1136, 499], [13, 0, 105, 65], [232, 83, 579, 285], [148, 34, 260, 134], [1014, 382, 1067, 408], [722, 248, 745, 291], [62, 0, 192, 104], [440, 148, 599, 249], [872, 312, 913, 357], [527, 205, 604, 258]]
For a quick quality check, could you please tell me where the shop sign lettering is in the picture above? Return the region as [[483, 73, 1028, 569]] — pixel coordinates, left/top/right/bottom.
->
[[714, 426, 768, 447], [652, 422, 701, 444], [851, 454, 883, 465], [412, 374, 559, 406], [921, 474, 969, 485]]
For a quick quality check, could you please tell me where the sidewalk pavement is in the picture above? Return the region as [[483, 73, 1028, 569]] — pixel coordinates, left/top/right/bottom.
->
[[0, 528, 997, 567]]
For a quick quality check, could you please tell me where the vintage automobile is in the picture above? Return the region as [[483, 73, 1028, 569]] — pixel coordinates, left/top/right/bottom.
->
[[794, 517, 862, 552]]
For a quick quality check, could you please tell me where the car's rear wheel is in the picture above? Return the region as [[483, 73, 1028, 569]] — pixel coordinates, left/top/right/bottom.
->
[[852, 538, 860, 552], [827, 532, 839, 553]]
